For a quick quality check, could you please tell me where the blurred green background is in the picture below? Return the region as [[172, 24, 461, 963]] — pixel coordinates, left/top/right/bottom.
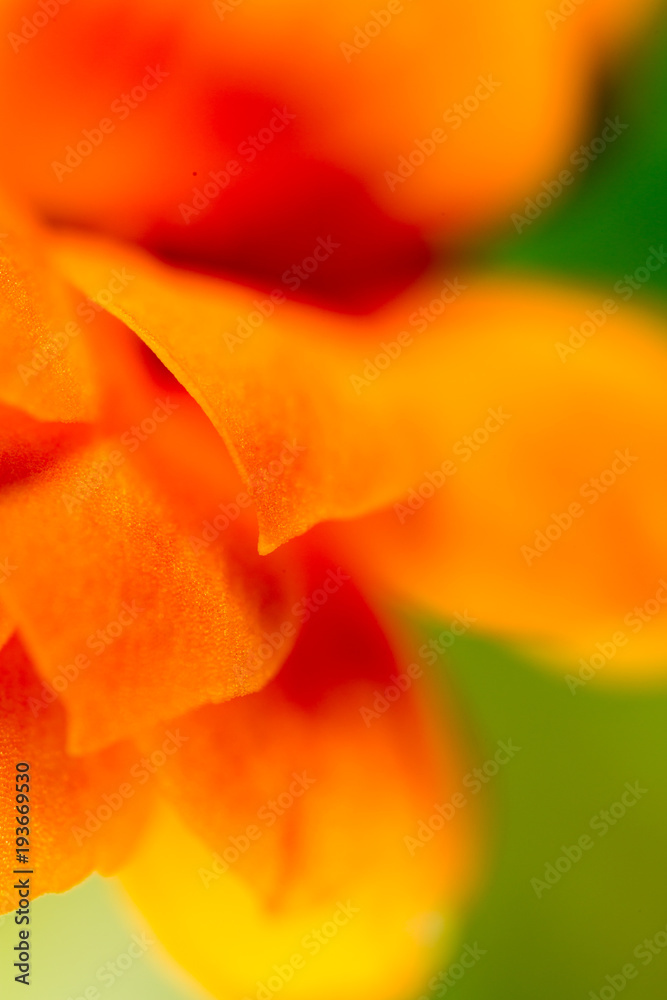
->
[[2, 3, 667, 998], [427, 632, 667, 1000]]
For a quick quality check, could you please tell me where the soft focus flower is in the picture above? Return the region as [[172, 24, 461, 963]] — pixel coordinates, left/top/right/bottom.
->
[[0, 203, 478, 999], [1, 1, 666, 998], [0, 0, 658, 308]]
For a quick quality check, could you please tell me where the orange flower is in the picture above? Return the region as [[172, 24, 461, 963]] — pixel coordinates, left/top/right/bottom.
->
[[4, 207, 667, 997], [0, 1, 665, 998], [1, 205, 478, 999]]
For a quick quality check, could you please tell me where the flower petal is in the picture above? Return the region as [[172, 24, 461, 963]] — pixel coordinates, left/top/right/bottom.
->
[[53, 234, 667, 661], [50, 233, 471, 553], [321, 280, 667, 671], [0, 412, 303, 754], [0, 634, 148, 913], [0, 203, 99, 423], [121, 571, 476, 1000]]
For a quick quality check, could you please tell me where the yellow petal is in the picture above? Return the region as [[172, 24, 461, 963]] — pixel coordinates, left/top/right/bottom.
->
[[121, 574, 476, 1000]]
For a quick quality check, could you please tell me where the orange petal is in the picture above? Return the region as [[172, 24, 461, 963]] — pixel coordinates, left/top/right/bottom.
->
[[121, 570, 476, 1000], [320, 279, 667, 673], [0, 410, 303, 754], [0, 202, 99, 423], [53, 233, 667, 670], [49, 232, 476, 553], [0, 634, 148, 913]]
